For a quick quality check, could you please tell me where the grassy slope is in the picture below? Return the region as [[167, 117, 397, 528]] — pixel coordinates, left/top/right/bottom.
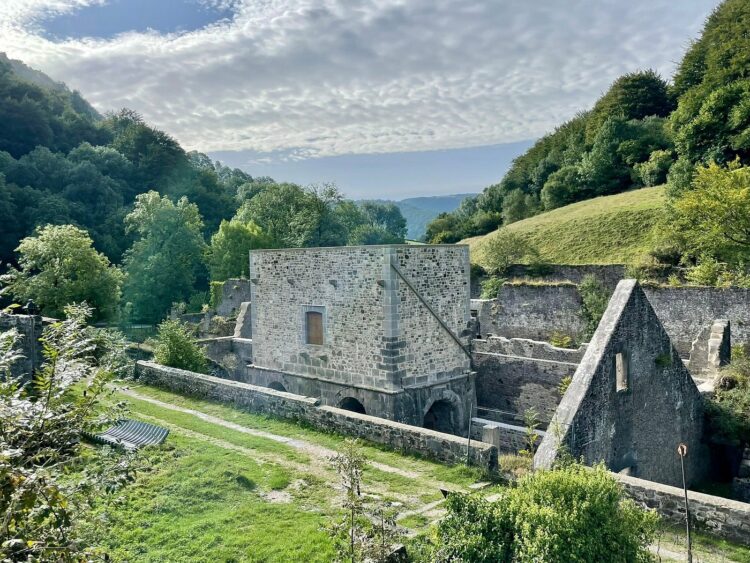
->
[[463, 186, 666, 266]]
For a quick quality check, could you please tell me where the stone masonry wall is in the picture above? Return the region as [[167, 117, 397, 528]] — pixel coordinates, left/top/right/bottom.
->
[[616, 473, 750, 546], [472, 337, 578, 425], [474, 284, 750, 357], [535, 280, 708, 488], [0, 313, 43, 379], [249, 245, 471, 393], [471, 284, 586, 343], [135, 361, 497, 470], [216, 279, 252, 317]]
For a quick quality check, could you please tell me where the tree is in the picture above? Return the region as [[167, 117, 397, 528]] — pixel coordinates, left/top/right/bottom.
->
[[122, 191, 207, 324], [359, 202, 407, 241], [5, 225, 123, 321], [634, 149, 674, 187], [0, 304, 134, 561], [480, 230, 539, 275], [428, 464, 658, 563], [207, 218, 272, 280], [540, 166, 581, 210], [668, 160, 750, 263]]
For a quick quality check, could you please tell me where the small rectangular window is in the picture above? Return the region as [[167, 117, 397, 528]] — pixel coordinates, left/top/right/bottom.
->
[[306, 311, 324, 345], [616, 352, 628, 392]]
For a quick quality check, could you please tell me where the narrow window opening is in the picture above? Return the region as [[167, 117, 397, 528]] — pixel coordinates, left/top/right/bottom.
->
[[305, 311, 324, 345], [616, 352, 629, 391]]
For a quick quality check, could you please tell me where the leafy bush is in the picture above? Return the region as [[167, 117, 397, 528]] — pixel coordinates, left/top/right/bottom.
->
[[634, 149, 674, 187], [549, 332, 574, 349], [481, 231, 540, 276], [0, 304, 134, 561], [428, 464, 658, 563], [579, 275, 611, 338], [705, 358, 750, 444], [685, 256, 750, 288], [480, 276, 504, 299], [150, 319, 208, 373]]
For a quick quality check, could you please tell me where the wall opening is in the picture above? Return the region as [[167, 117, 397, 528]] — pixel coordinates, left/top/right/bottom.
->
[[616, 351, 629, 392], [339, 397, 366, 414], [268, 381, 286, 392], [305, 311, 324, 345], [423, 399, 457, 434]]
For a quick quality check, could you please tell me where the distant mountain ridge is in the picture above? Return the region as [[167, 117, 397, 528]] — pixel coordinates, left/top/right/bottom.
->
[[362, 193, 476, 240]]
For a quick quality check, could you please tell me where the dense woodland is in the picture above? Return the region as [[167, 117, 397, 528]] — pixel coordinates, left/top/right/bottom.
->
[[0, 56, 406, 323], [426, 0, 750, 266]]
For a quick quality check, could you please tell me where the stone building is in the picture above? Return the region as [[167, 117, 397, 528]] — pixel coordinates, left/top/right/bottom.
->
[[244, 244, 475, 434]]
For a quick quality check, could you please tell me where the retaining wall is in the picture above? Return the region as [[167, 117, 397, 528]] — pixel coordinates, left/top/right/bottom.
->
[[616, 473, 750, 546], [135, 361, 497, 470]]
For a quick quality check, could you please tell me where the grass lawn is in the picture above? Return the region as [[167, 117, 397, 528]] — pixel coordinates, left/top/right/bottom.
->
[[463, 185, 666, 266], [80, 381, 750, 562], [81, 382, 489, 561]]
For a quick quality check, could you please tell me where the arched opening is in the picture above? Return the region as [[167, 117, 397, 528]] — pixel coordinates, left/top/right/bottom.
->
[[268, 381, 287, 392], [423, 399, 457, 434], [339, 397, 366, 414]]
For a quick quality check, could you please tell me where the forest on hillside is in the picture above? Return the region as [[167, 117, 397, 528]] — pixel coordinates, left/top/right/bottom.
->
[[427, 0, 750, 268], [0, 56, 407, 323]]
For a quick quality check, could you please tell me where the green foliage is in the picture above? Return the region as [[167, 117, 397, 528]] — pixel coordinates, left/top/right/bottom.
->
[[479, 276, 504, 299], [5, 224, 123, 321], [207, 218, 272, 281], [579, 275, 610, 338], [550, 332, 574, 349], [558, 375, 573, 396], [209, 280, 224, 310], [634, 149, 675, 187], [479, 231, 540, 276], [122, 191, 207, 324], [427, 464, 659, 563], [705, 357, 750, 444], [150, 319, 209, 373], [519, 408, 540, 458], [0, 304, 133, 561], [668, 161, 750, 265], [540, 165, 581, 210]]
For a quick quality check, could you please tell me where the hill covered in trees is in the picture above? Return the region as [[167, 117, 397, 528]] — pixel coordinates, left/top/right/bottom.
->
[[0, 55, 407, 323], [427, 0, 750, 247]]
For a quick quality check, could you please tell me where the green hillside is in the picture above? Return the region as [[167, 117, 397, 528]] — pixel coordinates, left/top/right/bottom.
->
[[463, 186, 665, 266]]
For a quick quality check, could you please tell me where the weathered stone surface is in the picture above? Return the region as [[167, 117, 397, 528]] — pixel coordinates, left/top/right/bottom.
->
[[216, 279, 252, 317], [135, 361, 497, 470], [616, 472, 750, 546], [534, 280, 708, 488], [688, 319, 731, 381], [247, 244, 474, 433], [233, 302, 252, 338], [471, 284, 587, 342], [0, 313, 43, 379]]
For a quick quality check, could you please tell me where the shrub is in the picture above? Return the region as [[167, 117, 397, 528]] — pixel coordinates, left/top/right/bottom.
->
[[634, 149, 674, 187], [429, 464, 659, 563], [481, 231, 540, 275], [549, 332, 574, 348], [480, 276, 505, 299], [705, 358, 750, 444], [579, 275, 610, 338], [150, 319, 208, 373]]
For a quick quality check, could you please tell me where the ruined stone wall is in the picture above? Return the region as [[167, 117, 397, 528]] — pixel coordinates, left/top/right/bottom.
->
[[535, 281, 708, 488], [135, 361, 496, 470], [0, 313, 43, 378], [471, 284, 586, 342], [472, 337, 578, 425], [616, 473, 750, 546], [644, 287, 750, 356], [215, 278, 252, 317], [249, 245, 471, 392], [474, 283, 750, 356]]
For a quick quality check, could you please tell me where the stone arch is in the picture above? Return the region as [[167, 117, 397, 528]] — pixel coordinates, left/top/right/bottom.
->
[[339, 397, 367, 414], [268, 381, 287, 392], [423, 399, 458, 433]]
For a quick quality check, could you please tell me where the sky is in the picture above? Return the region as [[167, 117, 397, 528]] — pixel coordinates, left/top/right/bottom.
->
[[0, 0, 719, 199]]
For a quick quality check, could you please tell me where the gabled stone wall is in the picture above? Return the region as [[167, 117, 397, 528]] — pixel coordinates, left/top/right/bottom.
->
[[534, 280, 708, 488]]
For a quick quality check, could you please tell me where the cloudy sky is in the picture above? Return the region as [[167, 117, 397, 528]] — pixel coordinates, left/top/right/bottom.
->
[[0, 0, 718, 198]]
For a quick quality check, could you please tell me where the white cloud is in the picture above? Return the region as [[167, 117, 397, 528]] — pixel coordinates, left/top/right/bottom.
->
[[0, 0, 718, 157]]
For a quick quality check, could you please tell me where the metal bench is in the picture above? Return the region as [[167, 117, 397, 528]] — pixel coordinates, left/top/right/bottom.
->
[[89, 419, 169, 451]]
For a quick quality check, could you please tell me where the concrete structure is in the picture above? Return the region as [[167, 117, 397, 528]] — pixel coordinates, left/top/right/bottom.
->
[[534, 280, 708, 488], [245, 245, 475, 434]]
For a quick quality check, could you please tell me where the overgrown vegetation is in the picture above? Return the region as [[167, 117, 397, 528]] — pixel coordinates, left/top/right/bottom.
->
[[0, 303, 133, 561], [417, 463, 659, 562], [705, 353, 750, 445], [579, 275, 611, 338], [149, 319, 209, 373]]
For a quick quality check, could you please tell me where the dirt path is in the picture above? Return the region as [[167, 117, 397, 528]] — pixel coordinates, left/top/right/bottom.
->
[[118, 387, 423, 479]]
